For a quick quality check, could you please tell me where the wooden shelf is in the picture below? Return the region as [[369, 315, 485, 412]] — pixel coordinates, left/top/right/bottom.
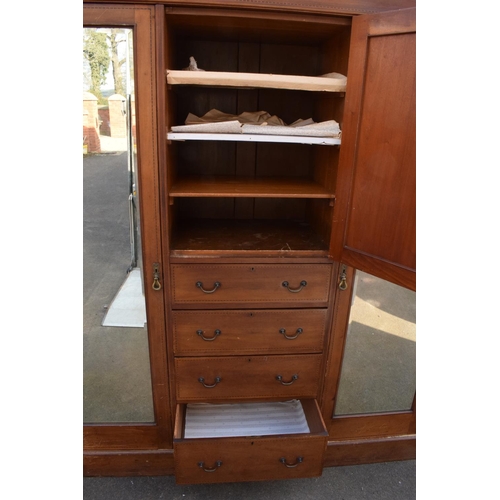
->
[[167, 70, 347, 93], [170, 219, 329, 257], [169, 176, 335, 200], [167, 132, 340, 146]]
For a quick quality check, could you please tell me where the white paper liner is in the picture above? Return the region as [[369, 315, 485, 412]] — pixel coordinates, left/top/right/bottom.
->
[[184, 400, 310, 439]]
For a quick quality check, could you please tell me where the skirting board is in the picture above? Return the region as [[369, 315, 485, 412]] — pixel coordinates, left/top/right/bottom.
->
[[83, 436, 415, 476]]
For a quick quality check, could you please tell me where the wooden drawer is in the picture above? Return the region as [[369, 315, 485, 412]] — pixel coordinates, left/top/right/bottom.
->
[[173, 399, 328, 484], [172, 309, 328, 356], [171, 264, 332, 308], [174, 354, 323, 401]]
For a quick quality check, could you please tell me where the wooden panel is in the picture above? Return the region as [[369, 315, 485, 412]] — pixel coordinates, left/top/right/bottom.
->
[[324, 435, 415, 467], [319, 265, 354, 421], [255, 143, 312, 178], [329, 412, 415, 439], [165, 6, 351, 43], [331, 8, 415, 290], [173, 39, 239, 73], [170, 263, 332, 307], [84, 450, 175, 477], [166, 0, 417, 15], [340, 247, 415, 291], [84, 425, 160, 451], [235, 42, 259, 218], [345, 33, 415, 267], [175, 354, 323, 400], [171, 38, 239, 210], [172, 309, 327, 355], [83, 437, 416, 477]]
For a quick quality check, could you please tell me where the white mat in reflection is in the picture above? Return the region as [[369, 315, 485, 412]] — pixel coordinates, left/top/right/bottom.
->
[[102, 268, 146, 328], [184, 400, 309, 438]]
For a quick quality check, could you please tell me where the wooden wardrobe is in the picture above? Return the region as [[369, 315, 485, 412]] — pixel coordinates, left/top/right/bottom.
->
[[83, 0, 416, 482]]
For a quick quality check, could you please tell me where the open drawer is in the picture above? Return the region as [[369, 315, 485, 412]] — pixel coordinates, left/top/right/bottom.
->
[[173, 399, 328, 484]]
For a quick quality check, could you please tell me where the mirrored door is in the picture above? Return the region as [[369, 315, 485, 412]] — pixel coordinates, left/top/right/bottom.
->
[[334, 270, 416, 415]]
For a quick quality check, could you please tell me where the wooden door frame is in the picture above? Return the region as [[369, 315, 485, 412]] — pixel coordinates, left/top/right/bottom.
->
[[83, 4, 172, 456]]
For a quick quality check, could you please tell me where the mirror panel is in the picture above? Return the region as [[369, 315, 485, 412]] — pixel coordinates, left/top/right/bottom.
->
[[335, 270, 416, 415], [83, 28, 154, 423]]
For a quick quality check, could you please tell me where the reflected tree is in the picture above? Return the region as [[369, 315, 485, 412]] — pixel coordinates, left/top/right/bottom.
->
[[83, 29, 110, 103], [107, 29, 127, 96]]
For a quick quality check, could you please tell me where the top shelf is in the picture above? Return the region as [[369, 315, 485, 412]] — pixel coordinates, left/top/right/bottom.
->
[[166, 70, 347, 93]]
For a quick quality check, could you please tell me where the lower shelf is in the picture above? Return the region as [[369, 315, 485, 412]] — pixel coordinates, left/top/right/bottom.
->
[[167, 132, 340, 146], [170, 219, 329, 257]]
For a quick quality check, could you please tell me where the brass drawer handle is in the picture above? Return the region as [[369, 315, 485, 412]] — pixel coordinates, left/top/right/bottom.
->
[[198, 460, 222, 472], [276, 374, 298, 385], [196, 281, 221, 294], [282, 280, 307, 293], [198, 376, 221, 388], [279, 456, 303, 468], [197, 329, 221, 341], [279, 328, 303, 340]]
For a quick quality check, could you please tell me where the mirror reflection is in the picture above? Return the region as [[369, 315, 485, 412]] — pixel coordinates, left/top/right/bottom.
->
[[83, 28, 154, 423], [335, 270, 416, 415]]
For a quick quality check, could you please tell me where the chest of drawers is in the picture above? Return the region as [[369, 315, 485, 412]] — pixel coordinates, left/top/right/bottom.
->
[[171, 263, 332, 482]]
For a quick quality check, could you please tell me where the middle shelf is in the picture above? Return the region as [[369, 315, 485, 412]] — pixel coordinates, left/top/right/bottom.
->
[[169, 176, 335, 200]]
